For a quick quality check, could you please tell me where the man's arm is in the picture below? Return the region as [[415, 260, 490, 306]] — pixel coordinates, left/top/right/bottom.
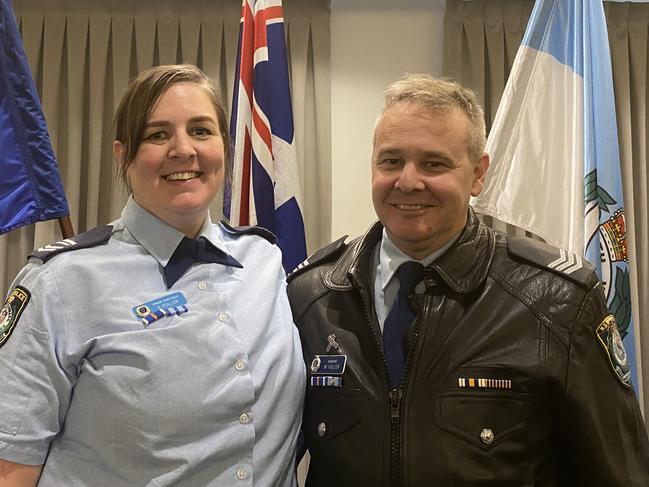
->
[[559, 284, 649, 485], [0, 459, 42, 487]]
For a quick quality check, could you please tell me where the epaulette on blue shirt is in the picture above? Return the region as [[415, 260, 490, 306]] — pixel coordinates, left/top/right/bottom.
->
[[29, 225, 113, 263], [219, 221, 277, 244], [507, 235, 596, 286], [287, 235, 348, 283]]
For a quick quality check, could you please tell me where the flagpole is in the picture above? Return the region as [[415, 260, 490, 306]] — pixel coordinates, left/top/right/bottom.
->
[[57, 216, 74, 239]]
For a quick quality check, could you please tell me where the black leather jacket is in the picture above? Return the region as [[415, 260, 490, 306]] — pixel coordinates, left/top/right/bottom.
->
[[287, 210, 649, 486]]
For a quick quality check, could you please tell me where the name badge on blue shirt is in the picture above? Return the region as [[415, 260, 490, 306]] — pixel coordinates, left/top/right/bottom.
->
[[310, 354, 347, 375], [132, 292, 189, 326]]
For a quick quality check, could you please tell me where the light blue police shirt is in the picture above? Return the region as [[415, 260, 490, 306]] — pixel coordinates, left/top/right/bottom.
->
[[372, 228, 460, 332], [0, 197, 306, 486]]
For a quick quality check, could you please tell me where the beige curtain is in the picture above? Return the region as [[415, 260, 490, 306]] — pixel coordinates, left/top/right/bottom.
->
[[443, 0, 649, 419], [1, 0, 331, 293]]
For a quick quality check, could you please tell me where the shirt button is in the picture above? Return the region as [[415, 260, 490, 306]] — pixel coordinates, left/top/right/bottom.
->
[[235, 360, 246, 371], [218, 312, 228, 322], [236, 468, 248, 481], [239, 412, 251, 424], [198, 281, 207, 290]]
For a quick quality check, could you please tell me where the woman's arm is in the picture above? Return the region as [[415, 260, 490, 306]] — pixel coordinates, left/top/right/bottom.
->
[[0, 459, 42, 487]]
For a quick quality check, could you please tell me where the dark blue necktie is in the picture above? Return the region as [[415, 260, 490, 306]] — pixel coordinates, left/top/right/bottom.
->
[[163, 236, 242, 288], [383, 261, 424, 387]]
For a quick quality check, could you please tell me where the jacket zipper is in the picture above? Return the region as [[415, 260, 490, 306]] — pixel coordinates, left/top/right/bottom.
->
[[354, 282, 398, 483], [355, 277, 427, 487], [389, 387, 403, 485], [390, 295, 425, 486]]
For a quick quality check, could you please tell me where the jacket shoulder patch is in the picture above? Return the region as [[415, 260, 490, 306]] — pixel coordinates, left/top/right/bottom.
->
[[507, 235, 595, 285], [29, 225, 113, 263], [287, 236, 348, 283], [219, 221, 277, 244], [595, 315, 632, 388]]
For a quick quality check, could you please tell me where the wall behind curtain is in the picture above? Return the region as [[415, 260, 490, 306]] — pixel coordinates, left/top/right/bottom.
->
[[443, 0, 649, 418], [0, 0, 331, 293]]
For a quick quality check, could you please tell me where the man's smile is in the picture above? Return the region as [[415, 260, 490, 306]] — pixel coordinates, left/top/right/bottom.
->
[[391, 203, 432, 211]]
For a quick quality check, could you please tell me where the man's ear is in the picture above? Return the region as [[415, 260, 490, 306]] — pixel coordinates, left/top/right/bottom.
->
[[471, 152, 490, 197]]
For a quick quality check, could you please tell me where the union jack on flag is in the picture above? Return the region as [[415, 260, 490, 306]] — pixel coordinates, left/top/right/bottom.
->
[[225, 0, 307, 273]]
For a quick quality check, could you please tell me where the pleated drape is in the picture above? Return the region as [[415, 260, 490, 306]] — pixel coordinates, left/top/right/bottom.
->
[[443, 0, 649, 418], [605, 1, 649, 419], [1, 0, 331, 293]]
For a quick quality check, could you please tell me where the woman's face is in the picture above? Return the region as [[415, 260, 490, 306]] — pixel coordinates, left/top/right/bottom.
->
[[114, 82, 225, 237]]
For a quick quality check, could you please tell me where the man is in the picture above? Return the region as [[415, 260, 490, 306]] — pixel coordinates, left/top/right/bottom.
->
[[287, 74, 649, 486]]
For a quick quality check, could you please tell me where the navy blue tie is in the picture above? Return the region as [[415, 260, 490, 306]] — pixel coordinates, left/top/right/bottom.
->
[[383, 261, 424, 387], [164, 236, 242, 288]]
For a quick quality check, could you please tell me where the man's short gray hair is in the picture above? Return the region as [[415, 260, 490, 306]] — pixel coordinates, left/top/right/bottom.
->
[[382, 74, 486, 163]]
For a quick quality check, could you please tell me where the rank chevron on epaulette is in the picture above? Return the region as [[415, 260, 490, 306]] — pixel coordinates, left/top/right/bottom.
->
[[547, 249, 583, 275], [294, 258, 309, 272], [37, 239, 77, 253]]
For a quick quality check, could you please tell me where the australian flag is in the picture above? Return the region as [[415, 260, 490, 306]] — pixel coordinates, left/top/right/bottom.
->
[[0, 0, 69, 235], [225, 0, 307, 273]]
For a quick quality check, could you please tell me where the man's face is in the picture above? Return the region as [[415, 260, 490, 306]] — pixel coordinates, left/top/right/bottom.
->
[[371, 102, 489, 259]]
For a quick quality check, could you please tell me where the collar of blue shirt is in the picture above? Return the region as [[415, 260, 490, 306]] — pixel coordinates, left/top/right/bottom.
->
[[118, 197, 235, 269], [378, 229, 459, 293], [372, 228, 461, 332]]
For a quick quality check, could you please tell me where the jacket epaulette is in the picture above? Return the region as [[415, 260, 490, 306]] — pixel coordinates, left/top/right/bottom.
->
[[507, 235, 595, 286], [287, 236, 348, 283], [28, 225, 113, 263], [219, 221, 277, 244]]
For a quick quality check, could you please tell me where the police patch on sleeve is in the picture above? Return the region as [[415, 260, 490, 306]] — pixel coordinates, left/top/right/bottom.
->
[[595, 315, 631, 387], [0, 286, 31, 349]]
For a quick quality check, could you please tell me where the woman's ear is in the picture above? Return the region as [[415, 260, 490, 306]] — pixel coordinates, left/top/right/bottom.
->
[[113, 140, 124, 163]]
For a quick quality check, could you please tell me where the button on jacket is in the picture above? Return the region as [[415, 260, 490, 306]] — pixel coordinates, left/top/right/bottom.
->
[[0, 198, 305, 487], [287, 209, 649, 487]]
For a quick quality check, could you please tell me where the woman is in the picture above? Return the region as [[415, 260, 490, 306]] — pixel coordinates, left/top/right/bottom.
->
[[0, 64, 305, 486]]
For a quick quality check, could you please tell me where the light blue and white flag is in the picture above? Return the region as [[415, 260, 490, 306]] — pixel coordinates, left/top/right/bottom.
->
[[225, 0, 307, 273], [473, 0, 638, 387]]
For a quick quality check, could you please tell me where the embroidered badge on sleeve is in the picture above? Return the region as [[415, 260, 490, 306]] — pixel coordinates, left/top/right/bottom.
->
[[0, 286, 31, 349], [595, 314, 631, 387]]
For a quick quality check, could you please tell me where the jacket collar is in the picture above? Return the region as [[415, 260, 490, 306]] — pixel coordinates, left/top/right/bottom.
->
[[325, 221, 383, 291], [428, 207, 495, 293], [325, 207, 495, 294]]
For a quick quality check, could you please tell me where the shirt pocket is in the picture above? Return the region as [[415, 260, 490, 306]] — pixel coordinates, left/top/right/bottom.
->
[[303, 387, 362, 443], [436, 390, 529, 450], [433, 390, 533, 484]]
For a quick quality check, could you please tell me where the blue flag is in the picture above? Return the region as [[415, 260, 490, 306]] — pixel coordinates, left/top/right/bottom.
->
[[0, 0, 69, 235], [473, 0, 638, 387], [225, 0, 307, 273]]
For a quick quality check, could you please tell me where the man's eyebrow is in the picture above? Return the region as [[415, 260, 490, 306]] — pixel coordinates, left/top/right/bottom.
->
[[376, 147, 452, 160], [420, 150, 453, 161]]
